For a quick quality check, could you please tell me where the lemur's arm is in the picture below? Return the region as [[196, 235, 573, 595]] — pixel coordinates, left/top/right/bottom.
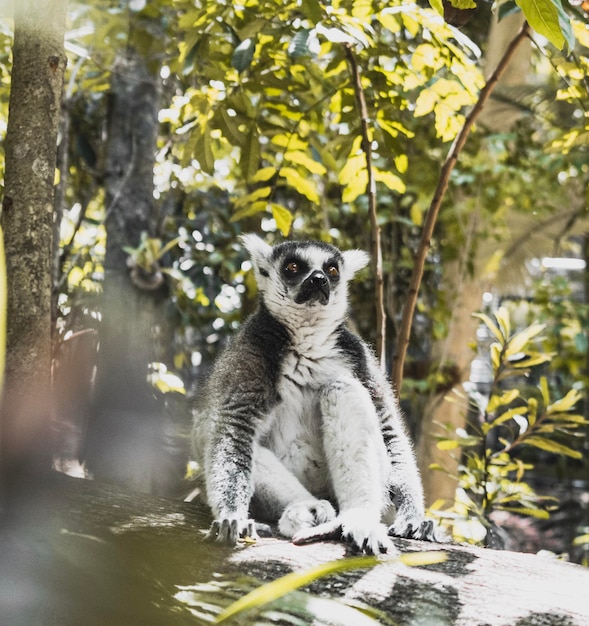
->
[[199, 341, 274, 544], [197, 310, 289, 545]]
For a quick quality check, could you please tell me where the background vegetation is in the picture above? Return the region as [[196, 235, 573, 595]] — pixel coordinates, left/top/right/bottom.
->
[[0, 0, 588, 563]]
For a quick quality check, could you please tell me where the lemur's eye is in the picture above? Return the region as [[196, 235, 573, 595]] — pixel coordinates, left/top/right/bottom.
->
[[326, 265, 339, 278], [285, 261, 299, 274]]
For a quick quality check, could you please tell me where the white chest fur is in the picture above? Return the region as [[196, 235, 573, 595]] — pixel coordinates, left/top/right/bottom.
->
[[260, 337, 353, 497]]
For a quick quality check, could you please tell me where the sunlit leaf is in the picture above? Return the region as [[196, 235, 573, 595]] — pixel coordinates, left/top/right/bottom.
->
[[251, 167, 277, 183], [472, 312, 504, 343], [216, 552, 446, 623], [505, 323, 545, 357], [524, 436, 582, 459], [527, 397, 538, 428], [284, 150, 327, 176], [279, 167, 320, 203], [374, 169, 406, 194], [490, 405, 528, 428], [487, 389, 520, 413], [546, 388, 582, 415], [271, 203, 293, 236], [437, 439, 460, 450], [494, 307, 511, 340]]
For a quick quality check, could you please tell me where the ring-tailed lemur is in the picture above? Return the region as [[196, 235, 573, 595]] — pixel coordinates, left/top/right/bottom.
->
[[192, 235, 440, 554]]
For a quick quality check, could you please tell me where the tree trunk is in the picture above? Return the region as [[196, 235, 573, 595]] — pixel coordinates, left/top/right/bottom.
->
[[0, 1, 66, 505], [416, 15, 532, 509], [83, 49, 174, 493]]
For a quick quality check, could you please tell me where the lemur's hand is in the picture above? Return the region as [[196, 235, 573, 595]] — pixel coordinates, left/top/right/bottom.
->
[[388, 517, 447, 542], [205, 517, 259, 545]]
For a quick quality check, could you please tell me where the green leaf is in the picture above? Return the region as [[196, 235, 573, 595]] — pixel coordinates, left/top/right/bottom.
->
[[194, 127, 214, 175], [301, 0, 323, 24], [515, 0, 565, 50], [524, 436, 582, 459], [498, 0, 520, 20], [231, 38, 256, 72], [288, 29, 316, 58], [241, 125, 260, 182]]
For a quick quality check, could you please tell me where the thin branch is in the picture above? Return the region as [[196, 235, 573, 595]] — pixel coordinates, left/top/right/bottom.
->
[[345, 44, 386, 370], [391, 21, 531, 392]]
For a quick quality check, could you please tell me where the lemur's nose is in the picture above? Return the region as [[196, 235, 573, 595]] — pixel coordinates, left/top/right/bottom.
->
[[309, 271, 328, 286]]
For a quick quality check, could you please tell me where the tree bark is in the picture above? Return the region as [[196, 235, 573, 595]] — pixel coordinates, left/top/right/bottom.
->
[[0, 0, 66, 503], [2, 473, 588, 626], [83, 49, 175, 494]]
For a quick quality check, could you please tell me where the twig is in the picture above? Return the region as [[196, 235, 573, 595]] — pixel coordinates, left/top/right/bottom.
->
[[391, 21, 531, 392], [345, 44, 386, 370]]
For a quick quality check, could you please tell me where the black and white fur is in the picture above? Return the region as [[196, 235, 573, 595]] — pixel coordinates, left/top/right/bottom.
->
[[192, 235, 438, 554]]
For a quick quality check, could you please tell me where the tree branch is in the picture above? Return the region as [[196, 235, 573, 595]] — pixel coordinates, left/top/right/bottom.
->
[[391, 21, 531, 392], [345, 44, 386, 369]]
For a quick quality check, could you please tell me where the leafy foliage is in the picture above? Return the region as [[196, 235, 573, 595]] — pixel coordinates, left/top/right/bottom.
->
[[432, 307, 589, 546]]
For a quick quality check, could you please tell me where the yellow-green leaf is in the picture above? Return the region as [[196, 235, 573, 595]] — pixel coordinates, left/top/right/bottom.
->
[[234, 186, 272, 208], [539, 376, 550, 408], [472, 312, 504, 343], [490, 405, 527, 428], [231, 200, 268, 222], [374, 169, 406, 194], [279, 167, 320, 203], [241, 124, 260, 182], [271, 203, 293, 236], [487, 389, 520, 413], [284, 150, 327, 175], [528, 397, 538, 428], [216, 552, 446, 623], [251, 167, 277, 183], [546, 388, 582, 415], [505, 323, 546, 357], [524, 436, 582, 459], [494, 306, 511, 340], [515, 0, 565, 51], [437, 440, 460, 450]]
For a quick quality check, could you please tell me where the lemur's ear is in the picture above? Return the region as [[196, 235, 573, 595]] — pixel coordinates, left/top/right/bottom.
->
[[241, 234, 273, 277], [342, 249, 370, 279]]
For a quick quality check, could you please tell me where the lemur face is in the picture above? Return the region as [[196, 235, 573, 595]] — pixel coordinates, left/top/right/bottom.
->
[[241, 234, 369, 327]]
